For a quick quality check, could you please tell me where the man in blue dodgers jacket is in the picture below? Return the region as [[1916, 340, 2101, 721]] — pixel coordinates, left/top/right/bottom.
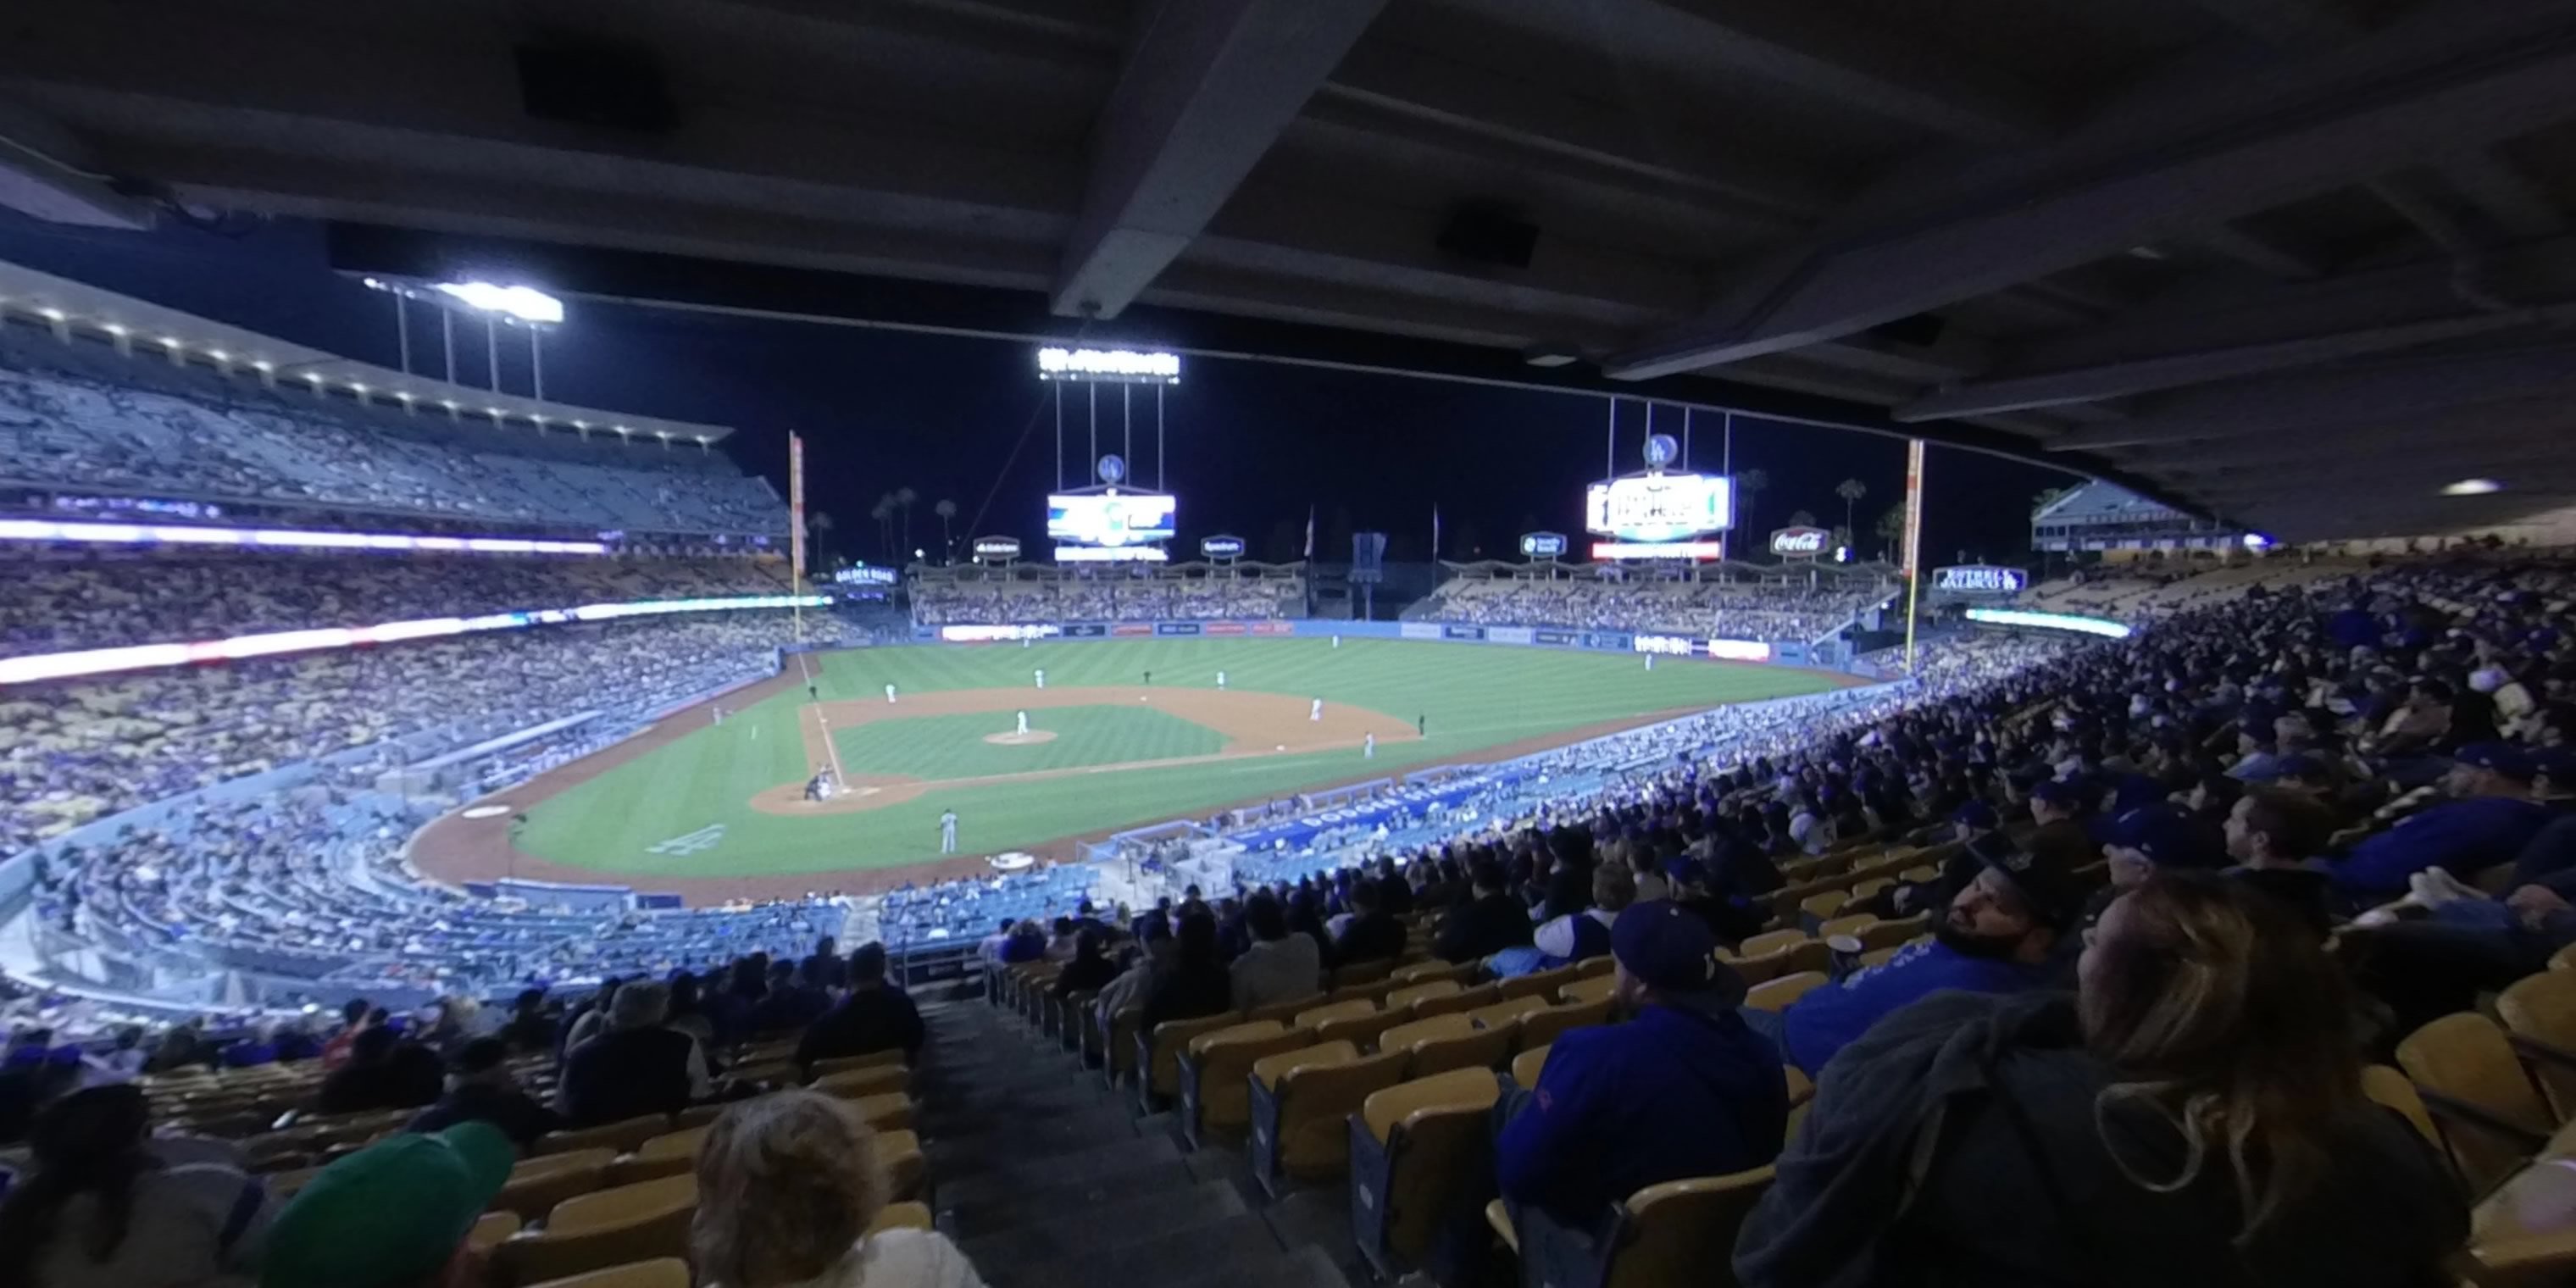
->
[[1746, 832, 2088, 1076], [1496, 901, 1786, 1227], [2334, 743, 2551, 904]]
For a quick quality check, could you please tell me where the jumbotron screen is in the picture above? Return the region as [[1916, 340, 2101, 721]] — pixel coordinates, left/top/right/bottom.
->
[[1585, 473, 1733, 541], [1045, 491, 1175, 547]]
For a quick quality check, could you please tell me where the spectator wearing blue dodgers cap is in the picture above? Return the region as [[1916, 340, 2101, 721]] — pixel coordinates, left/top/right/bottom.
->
[[1495, 901, 1785, 1230], [1743, 833, 2085, 1077], [2330, 742, 2551, 903]]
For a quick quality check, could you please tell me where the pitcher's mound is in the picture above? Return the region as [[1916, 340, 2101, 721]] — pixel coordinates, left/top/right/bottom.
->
[[984, 730, 1058, 746]]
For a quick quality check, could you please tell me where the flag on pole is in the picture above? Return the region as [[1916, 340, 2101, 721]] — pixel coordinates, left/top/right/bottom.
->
[[1433, 505, 1441, 559], [1303, 504, 1315, 560]]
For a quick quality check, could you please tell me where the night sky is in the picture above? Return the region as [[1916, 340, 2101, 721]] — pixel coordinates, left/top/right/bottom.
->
[[0, 212, 2079, 568]]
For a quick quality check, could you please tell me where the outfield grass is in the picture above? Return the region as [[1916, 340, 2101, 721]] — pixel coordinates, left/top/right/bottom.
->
[[830, 705, 1224, 780], [512, 637, 1842, 878]]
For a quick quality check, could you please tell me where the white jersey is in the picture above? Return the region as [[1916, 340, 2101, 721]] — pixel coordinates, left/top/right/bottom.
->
[[886, 683, 898, 703], [1310, 699, 1324, 721], [1016, 711, 1030, 735], [1217, 671, 1227, 690], [1035, 669, 1046, 689]]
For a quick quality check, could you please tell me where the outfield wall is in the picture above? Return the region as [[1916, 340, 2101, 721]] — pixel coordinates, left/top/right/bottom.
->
[[914, 617, 1856, 669]]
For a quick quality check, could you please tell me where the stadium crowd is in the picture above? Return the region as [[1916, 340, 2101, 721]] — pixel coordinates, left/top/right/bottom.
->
[[2, 553, 2572, 1287], [1420, 577, 1885, 640], [0, 552, 791, 656], [910, 577, 1300, 625], [0, 336, 785, 535], [2, 612, 834, 858]]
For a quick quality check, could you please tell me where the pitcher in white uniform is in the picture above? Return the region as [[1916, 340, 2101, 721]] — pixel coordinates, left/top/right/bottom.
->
[[1016, 710, 1030, 736]]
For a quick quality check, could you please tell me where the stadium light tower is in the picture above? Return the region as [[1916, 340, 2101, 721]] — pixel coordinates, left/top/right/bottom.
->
[[363, 276, 564, 400]]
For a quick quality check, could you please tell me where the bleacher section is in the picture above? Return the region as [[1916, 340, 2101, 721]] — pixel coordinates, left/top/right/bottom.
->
[[911, 568, 1304, 625], [1416, 573, 1888, 641]]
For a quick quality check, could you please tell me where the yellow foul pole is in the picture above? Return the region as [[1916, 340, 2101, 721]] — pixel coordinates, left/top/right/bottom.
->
[[1901, 439, 1925, 672]]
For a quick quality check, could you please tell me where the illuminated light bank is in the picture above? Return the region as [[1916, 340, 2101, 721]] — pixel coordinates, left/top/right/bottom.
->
[[0, 594, 827, 686], [1053, 545, 1169, 564], [1591, 540, 1727, 560], [1963, 607, 2133, 639], [0, 518, 608, 556]]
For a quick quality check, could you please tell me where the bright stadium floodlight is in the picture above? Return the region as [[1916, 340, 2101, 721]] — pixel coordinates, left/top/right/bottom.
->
[[2441, 478, 2502, 496], [430, 281, 565, 325], [1035, 346, 1181, 383]]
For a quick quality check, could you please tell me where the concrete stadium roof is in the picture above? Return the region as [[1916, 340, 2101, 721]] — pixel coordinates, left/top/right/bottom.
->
[[5, 0, 2576, 538]]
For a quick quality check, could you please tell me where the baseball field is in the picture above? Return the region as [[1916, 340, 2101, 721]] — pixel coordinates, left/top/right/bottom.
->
[[412, 636, 1847, 900]]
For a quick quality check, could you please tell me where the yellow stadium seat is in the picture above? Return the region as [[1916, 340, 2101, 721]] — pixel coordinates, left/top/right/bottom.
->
[[536, 1116, 669, 1158], [1333, 960, 1396, 991], [491, 1152, 615, 1223], [1377, 1013, 1475, 1058], [1316, 1006, 1408, 1052], [1384, 980, 1463, 1013], [1511, 1045, 1550, 1090], [1179, 1021, 1312, 1146], [723, 1060, 799, 1087], [1391, 960, 1474, 987], [1557, 974, 1617, 1007], [1857, 915, 1929, 952], [851, 1092, 913, 1134], [1102, 1006, 1143, 1089], [808, 1050, 907, 1080], [1463, 996, 1550, 1034], [2361, 1064, 2440, 1152], [1246, 992, 1328, 1025], [496, 1176, 696, 1288], [469, 1209, 522, 1252], [1745, 972, 1830, 1013], [1505, 1167, 1776, 1288], [2397, 1012, 2555, 1194], [1797, 892, 1845, 925], [811, 1064, 909, 1101], [1352, 1069, 1503, 1279], [2499, 971, 2576, 1122], [1514, 998, 1613, 1053], [520, 1259, 690, 1288], [2551, 943, 2576, 974], [1405, 1026, 1513, 1080], [1137, 1012, 1242, 1112], [1499, 964, 1579, 1002], [1296, 998, 1378, 1030], [1249, 1042, 1407, 1193], [1731, 929, 1809, 959], [1571, 955, 1615, 980], [868, 1201, 933, 1235], [874, 1130, 926, 1202], [1814, 913, 1877, 941], [1408, 984, 1501, 1022], [1785, 1066, 1813, 1108]]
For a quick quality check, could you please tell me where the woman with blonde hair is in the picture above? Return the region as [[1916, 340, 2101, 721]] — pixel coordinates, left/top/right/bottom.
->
[[1736, 871, 2464, 1287], [693, 1091, 985, 1288]]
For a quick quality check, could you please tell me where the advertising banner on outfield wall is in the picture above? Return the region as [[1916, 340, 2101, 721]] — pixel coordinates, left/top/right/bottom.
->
[[1708, 638, 1773, 662], [1401, 623, 1444, 640], [1585, 631, 1634, 652], [1535, 630, 1578, 646], [1157, 622, 1202, 636], [1062, 623, 1108, 638], [1488, 626, 1535, 645], [939, 624, 1058, 642], [1635, 633, 1697, 656], [1113, 624, 1154, 637], [1250, 621, 1293, 636], [1204, 622, 1246, 636], [1443, 625, 1486, 641]]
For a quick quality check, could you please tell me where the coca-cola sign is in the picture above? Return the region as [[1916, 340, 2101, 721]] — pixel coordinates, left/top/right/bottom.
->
[[1770, 526, 1829, 557]]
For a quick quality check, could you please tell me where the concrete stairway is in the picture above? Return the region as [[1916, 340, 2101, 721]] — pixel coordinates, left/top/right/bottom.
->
[[913, 999, 1361, 1288]]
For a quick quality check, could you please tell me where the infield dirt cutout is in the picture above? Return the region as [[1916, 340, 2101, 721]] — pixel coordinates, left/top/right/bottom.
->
[[746, 686, 1414, 817]]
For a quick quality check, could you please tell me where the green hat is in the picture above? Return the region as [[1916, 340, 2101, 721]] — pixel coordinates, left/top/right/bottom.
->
[[261, 1120, 516, 1288]]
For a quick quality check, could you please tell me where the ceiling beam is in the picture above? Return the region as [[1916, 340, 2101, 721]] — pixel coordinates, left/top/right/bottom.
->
[[2046, 336, 2576, 451], [2112, 398, 2576, 469], [2433, 150, 2569, 238], [1893, 230, 2576, 419], [1605, 0, 2576, 380], [2196, 225, 2331, 280], [2185, 0, 2361, 45], [1313, 42, 1834, 226], [1582, 0, 2057, 147], [1050, 0, 1389, 319]]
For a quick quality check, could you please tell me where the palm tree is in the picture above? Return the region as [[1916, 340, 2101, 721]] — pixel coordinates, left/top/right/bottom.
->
[[895, 487, 918, 557], [1835, 478, 1867, 539], [870, 493, 895, 558], [934, 498, 958, 560], [2031, 485, 2074, 516], [1735, 468, 1769, 531], [1874, 502, 1910, 563]]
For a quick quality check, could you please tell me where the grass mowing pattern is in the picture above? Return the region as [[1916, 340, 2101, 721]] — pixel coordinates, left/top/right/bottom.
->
[[829, 705, 1224, 780], [514, 637, 1842, 877]]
